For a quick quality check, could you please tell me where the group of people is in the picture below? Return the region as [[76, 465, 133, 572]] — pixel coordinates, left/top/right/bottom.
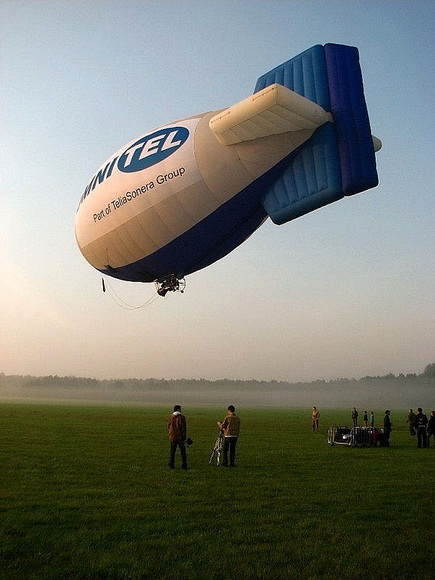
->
[[350, 407, 392, 446], [167, 404, 241, 469], [351, 407, 376, 428], [314, 405, 435, 448], [351, 406, 435, 447], [168, 403, 434, 467], [312, 407, 379, 433], [407, 408, 435, 448]]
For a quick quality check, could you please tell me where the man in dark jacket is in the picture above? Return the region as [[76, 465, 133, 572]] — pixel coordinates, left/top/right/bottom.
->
[[383, 410, 392, 446], [415, 408, 428, 448], [407, 409, 416, 436], [352, 407, 359, 427], [168, 405, 188, 469]]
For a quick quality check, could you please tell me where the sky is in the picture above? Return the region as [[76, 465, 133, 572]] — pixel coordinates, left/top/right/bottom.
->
[[1, 0, 434, 383]]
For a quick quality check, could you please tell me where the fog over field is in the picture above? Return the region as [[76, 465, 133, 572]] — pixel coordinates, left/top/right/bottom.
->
[[1, 369, 434, 412]]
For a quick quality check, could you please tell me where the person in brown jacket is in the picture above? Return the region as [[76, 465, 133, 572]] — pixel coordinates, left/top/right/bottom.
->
[[168, 405, 188, 469], [217, 405, 241, 467], [311, 407, 320, 431]]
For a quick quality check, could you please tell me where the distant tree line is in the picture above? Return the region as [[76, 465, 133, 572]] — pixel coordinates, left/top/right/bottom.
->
[[0, 364, 434, 392]]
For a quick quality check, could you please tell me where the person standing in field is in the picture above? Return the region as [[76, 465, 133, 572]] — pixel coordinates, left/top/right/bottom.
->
[[383, 410, 392, 446], [352, 407, 359, 427], [168, 405, 188, 469], [415, 408, 428, 448], [407, 408, 416, 436], [370, 411, 375, 428], [363, 411, 368, 426], [427, 411, 435, 447], [217, 405, 241, 467], [311, 407, 320, 432]]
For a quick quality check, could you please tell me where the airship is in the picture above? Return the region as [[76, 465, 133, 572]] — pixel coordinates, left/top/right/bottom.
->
[[75, 43, 381, 296]]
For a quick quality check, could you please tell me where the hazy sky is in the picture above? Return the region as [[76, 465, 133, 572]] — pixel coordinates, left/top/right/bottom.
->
[[1, 1, 434, 383]]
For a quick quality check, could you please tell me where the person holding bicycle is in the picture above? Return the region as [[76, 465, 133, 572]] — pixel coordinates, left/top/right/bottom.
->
[[217, 405, 241, 467]]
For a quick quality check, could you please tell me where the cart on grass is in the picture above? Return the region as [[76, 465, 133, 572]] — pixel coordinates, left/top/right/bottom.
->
[[328, 425, 382, 447]]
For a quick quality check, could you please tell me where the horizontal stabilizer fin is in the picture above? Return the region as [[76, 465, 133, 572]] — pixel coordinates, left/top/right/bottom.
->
[[209, 83, 331, 146]]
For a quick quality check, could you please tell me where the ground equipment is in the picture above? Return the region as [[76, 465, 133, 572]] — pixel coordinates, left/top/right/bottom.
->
[[328, 425, 382, 447], [209, 431, 224, 465]]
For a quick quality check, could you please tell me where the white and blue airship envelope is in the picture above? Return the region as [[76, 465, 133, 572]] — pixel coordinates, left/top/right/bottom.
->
[[75, 43, 381, 293]]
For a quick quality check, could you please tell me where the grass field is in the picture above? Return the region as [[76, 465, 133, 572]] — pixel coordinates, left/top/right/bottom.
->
[[0, 403, 433, 579]]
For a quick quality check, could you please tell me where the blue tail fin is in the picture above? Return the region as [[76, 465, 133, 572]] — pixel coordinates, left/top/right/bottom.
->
[[256, 44, 379, 225]]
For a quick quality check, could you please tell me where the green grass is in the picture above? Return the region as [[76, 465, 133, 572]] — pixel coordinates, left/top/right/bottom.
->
[[0, 404, 433, 579]]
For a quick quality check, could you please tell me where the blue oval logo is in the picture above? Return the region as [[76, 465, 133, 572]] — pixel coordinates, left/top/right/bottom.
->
[[117, 126, 189, 173]]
